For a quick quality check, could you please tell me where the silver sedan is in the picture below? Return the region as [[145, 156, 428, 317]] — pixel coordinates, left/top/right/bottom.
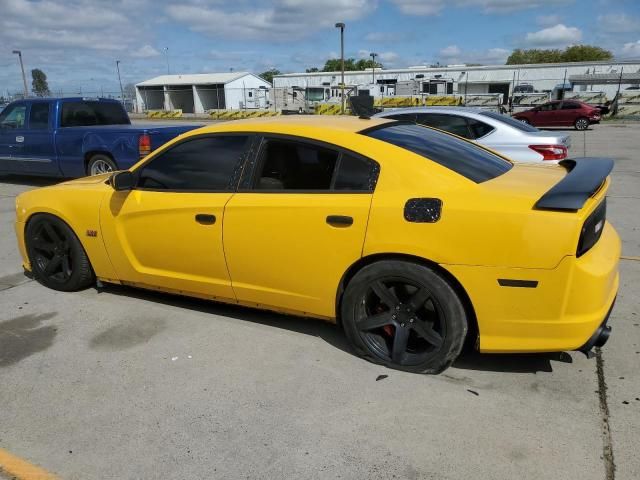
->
[[374, 107, 571, 162]]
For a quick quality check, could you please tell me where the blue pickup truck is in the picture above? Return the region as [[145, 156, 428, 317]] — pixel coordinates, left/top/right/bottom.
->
[[0, 97, 200, 178]]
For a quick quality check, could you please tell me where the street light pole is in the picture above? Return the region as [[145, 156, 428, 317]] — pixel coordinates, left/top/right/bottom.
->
[[12, 50, 29, 98], [370, 52, 378, 86], [163, 47, 170, 75], [116, 60, 124, 102], [335, 22, 345, 114]]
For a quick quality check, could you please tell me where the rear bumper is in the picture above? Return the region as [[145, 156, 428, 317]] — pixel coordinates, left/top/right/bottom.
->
[[444, 222, 620, 353]]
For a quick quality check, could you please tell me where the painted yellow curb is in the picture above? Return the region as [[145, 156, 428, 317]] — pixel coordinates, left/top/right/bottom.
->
[[0, 448, 59, 480]]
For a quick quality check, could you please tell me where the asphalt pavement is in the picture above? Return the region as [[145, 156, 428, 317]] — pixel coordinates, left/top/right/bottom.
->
[[0, 123, 638, 480]]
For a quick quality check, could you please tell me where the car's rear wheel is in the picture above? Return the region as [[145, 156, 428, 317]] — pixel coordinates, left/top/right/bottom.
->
[[26, 214, 94, 291], [87, 154, 117, 176], [341, 260, 468, 374], [574, 117, 589, 131]]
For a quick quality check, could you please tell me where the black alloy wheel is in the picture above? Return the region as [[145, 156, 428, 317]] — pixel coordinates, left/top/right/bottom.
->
[[26, 214, 94, 291], [341, 261, 468, 374]]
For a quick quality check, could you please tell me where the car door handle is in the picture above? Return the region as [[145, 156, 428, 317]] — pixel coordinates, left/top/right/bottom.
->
[[195, 214, 216, 225], [326, 215, 353, 227]]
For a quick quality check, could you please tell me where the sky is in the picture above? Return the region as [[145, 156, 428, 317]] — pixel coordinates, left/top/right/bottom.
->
[[1, 0, 639, 95]]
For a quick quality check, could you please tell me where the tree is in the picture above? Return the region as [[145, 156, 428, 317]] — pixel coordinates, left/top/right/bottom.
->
[[31, 69, 51, 97], [305, 67, 319, 73], [258, 68, 281, 84], [318, 58, 383, 72], [506, 45, 613, 65], [561, 45, 612, 62]]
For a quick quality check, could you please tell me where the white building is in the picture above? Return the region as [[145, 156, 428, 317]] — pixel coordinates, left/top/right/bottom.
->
[[136, 72, 272, 113], [273, 60, 640, 105]]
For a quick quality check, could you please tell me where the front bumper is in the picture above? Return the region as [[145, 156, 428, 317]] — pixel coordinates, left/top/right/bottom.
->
[[444, 222, 620, 353]]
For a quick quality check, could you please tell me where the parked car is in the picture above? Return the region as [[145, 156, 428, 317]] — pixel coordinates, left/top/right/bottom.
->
[[15, 116, 618, 374], [0, 97, 199, 178], [512, 100, 601, 130], [374, 107, 571, 162]]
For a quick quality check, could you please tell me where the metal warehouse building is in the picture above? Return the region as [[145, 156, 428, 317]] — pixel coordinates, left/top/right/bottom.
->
[[273, 60, 640, 103], [136, 72, 272, 113]]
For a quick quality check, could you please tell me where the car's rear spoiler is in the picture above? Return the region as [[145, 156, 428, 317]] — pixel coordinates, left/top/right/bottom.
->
[[535, 158, 614, 211]]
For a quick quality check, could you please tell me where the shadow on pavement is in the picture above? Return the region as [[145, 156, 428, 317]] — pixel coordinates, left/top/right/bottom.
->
[[101, 283, 573, 375], [0, 175, 64, 188]]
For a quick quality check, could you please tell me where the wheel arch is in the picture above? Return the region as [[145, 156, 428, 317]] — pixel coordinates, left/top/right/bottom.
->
[[336, 253, 479, 346], [84, 151, 117, 173]]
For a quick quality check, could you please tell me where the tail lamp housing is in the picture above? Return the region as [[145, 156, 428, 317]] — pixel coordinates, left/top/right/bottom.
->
[[529, 144, 568, 161], [139, 133, 151, 158], [577, 199, 606, 257]]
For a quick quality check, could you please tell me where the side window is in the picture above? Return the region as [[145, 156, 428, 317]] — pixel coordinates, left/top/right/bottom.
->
[[137, 135, 249, 191], [29, 103, 50, 130], [253, 139, 378, 192], [415, 114, 472, 139], [538, 104, 552, 112], [334, 154, 378, 191], [466, 118, 494, 139], [561, 102, 579, 110], [0, 104, 27, 129]]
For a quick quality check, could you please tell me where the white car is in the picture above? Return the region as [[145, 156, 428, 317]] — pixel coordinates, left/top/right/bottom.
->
[[374, 107, 571, 162]]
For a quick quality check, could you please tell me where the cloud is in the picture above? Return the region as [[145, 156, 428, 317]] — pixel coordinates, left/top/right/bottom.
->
[[598, 14, 640, 34], [391, 0, 571, 16], [621, 40, 640, 57], [439, 45, 462, 58], [524, 24, 582, 47], [166, 0, 375, 41], [364, 31, 406, 42], [131, 45, 161, 58]]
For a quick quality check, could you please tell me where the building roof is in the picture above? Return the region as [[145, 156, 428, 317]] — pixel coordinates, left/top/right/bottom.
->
[[569, 72, 640, 85], [137, 72, 257, 87], [274, 59, 640, 79]]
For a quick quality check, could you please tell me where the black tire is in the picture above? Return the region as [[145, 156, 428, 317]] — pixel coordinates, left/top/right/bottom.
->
[[25, 214, 94, 292], [574, 117, 589, 131], [341, 260, 468, 374], [87, 154, 117, 176]]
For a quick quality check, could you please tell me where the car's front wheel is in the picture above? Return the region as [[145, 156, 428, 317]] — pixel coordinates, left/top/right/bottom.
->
[[25, 214, 94, 291], [519, 118, 530, 125], [341, 260, 468, 374], [574, 117, 589, 131]]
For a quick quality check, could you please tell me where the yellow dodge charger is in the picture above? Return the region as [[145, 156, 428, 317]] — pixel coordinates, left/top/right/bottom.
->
[[14, 116, 619, 373]]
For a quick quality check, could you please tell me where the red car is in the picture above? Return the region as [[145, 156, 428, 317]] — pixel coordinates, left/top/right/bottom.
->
[[513, 100, 601, 130]]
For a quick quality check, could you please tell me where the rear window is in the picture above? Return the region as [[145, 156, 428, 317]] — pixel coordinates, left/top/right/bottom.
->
[[60, 101, 130, 127], [363, 123, 512, 183], [480, 110, 539, 132]]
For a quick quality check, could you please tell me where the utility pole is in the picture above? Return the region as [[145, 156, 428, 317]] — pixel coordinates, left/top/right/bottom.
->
[[12, 50, 29, 98], [335, 22, 345, 114], [370, 52, 378, 85], [163, 47, 170, 75], [116, 60, 124, 102]]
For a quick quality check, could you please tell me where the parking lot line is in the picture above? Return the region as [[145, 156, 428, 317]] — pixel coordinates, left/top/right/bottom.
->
[[0, 448, 59, 480]]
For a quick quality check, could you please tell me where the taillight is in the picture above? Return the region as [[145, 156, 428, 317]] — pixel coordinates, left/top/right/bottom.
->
[[529, 144, 568, 161], [139, 133, 151, 158], [577, 199, 606, 257]]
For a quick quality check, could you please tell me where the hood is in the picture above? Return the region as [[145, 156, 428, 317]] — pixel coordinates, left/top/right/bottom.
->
[[59, 173, 112, 186]]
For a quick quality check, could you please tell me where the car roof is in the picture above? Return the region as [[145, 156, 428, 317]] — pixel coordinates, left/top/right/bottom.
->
[[374, 106, 489, 116], [191, 115, 395, 135]]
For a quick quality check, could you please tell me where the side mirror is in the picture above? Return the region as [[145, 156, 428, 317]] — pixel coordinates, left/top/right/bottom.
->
[[110, 171, 135, 191]]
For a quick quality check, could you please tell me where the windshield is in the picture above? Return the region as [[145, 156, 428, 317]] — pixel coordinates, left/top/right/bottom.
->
[[60, 101, 130, 127], [306, 88, 325, 102], [480, 111, 539, 133], [363, 123, 512, 183]]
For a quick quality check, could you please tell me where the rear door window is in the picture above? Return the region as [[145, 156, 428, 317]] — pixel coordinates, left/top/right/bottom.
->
[[60, 101, 130, 127], [415, 113, 472, 139], [466, 118, 494, 139], [363, 123, 512, 183], [29, 103, 50, 130]]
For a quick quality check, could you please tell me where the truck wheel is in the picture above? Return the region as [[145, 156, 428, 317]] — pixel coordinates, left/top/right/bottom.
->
[[87, 155, 117, 176]]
